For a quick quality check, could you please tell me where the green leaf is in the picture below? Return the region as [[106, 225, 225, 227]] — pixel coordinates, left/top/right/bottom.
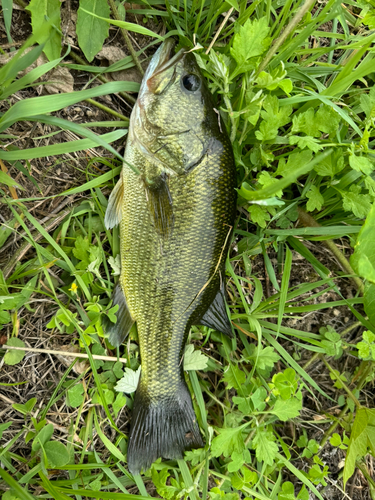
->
[[77, 0, 110, 62], [3, 338, 26, 366], [26, 0, 62, 61], [245, 345, 280, 371], [306, 185, 324, 212], [44, 441, 70, 468], [351, 201, 375, 282], [112, 392, 127, 418], [343, 407, 375, 487], [184, 344, 208, 371], [255, 95, 292, 141], [0, 421, 12, 440], [79, 8, 164, 40], [211, 424, 247, 458], [271, 397, 302, 421], [32, 423, 54, 452], [151, 469, 179, 500], [349, 155, 374, 176], [12, 398, 37, 416], [272, 368, 298, 400], [114, 366, 141, 394], [223, 364, 246, 390], [292, 105, 341, 137], [252, 429, 278, 465], [364, 283, 375, 325], [0, 170, 22, 189], [67, 383, 85, 408], [314, 150, 345, 178], [0, 310, 11, 324], [289, 135, 323, 153], [342, 185, 372, 219], [230, 17, 271, 73], [247, 205, 270, 228], [276, 150, 312, 178]]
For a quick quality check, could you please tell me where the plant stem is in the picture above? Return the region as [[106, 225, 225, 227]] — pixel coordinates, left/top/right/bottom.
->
[[107, 0, 145, 76], [297, 208, 364, 294], [321, 356, 361, 408], [84, 98, 130, 123], [1, 344, 128, 363], [256, 0, 316, 75]]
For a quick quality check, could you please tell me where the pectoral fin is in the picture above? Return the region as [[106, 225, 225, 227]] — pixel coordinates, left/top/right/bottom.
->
[[104, 283, 134, 347], [104, 175, 124, 229], [145, 173, 174, 239], [198, 282, 233, 337]]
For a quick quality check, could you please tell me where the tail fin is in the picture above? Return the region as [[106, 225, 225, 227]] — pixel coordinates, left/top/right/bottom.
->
[[127, 381, 203, 474]]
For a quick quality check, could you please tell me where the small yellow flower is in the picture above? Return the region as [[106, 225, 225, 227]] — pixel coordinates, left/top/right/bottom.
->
[[69, 282, 78, 294]]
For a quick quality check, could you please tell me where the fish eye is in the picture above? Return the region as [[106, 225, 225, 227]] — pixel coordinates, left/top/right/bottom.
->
[[181, 74, 201, 92]]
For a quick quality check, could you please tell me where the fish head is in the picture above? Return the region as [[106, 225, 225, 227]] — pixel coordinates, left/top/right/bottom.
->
[[131, 40, 219, 176]]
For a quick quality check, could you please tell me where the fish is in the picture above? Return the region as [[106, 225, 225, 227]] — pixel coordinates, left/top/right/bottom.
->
[[104, 39, 237, 474]]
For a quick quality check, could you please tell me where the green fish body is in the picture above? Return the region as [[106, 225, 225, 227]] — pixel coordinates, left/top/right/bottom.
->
[[105, 40, 237, 474]]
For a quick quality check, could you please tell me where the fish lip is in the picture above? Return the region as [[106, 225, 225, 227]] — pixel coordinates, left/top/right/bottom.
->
[[146, 41, 187, 90]]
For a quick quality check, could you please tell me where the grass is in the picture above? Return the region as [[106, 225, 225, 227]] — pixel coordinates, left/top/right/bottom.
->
[[1, 0, 375, 499]]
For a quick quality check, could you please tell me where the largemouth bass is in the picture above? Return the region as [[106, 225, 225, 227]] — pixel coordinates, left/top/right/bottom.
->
[[104, 40, 237, 474]]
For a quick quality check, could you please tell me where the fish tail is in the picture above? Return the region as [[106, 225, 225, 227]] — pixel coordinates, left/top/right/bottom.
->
[[127, 380, 203, 474]]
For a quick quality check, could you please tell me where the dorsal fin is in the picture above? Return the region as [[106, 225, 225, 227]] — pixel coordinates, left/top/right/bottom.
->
[[144, 173, 174, 239], [103, 283, 134, 347], [197, 281, 233, 337], [104, 176, 124, 229]]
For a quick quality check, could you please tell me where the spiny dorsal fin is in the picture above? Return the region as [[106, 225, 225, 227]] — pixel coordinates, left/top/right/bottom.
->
[[103, 283, 134, 347], [104, 176, 124, 229], [197, 281, 233, 337], [144, 173, 174, 239]]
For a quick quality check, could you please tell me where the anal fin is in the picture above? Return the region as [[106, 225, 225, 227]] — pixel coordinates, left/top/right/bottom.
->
[[197, 281, 233, 337], [104, 175, 124, 230], [145, 172, 174, 239], [104, 283, 134, 347]]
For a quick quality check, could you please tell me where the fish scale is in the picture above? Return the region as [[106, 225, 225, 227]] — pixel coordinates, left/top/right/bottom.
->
[[104, 40, 237, 473]]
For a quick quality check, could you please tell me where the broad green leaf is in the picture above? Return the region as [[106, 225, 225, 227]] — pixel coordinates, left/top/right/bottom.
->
[[223, 364, 246, 390], [245, 345, 280, 371], [211, 424, 248, 457], [230, 17, 271, 72], [26, 0, 61, 61], [32, 424, 54, 452], [351, 201, 375, 282], [271, 397, 302, 421], [252, 429, 278, 465], [114, 366, 141, 394], [44, 441, 70, 468], [306, 185, 324, 212], [276, 150, 312, 178], [77, 0, 110, 62], [67, 383, 85, 408], [342, 186, 372, 219], [255, 95, 292, 141], [364, 283, 375, 325], [3, 338, 26, 366], [248, 204, 270, 228], [238, 149, 332, 201], [183, 344, 208, 371], [289, 135, 323, 153], [349, 155, 374, 176], [343, 407, 375, 487]]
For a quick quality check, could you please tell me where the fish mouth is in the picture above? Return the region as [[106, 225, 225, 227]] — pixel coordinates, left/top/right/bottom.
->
[[146, 40, 186, 93]]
